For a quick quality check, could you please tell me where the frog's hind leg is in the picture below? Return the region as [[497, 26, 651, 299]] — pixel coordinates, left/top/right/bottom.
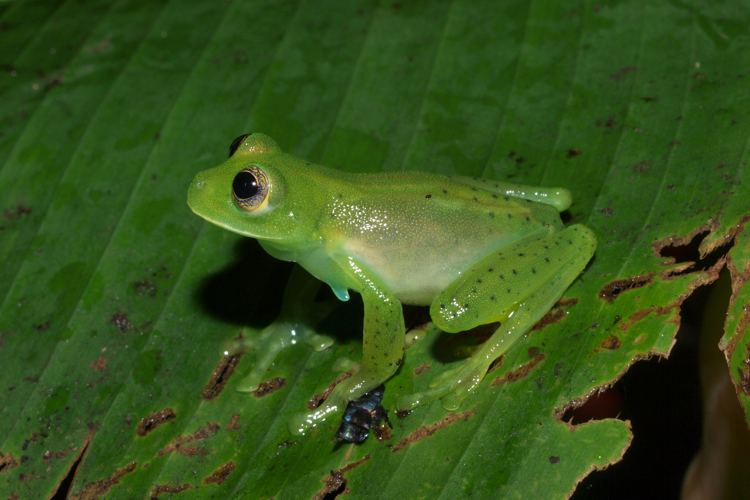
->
[[399, 224, 596, 411]]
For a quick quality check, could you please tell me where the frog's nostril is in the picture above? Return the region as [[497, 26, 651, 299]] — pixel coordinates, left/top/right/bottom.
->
[[187, 174, 208, 212], [190, 172, 207, 191]]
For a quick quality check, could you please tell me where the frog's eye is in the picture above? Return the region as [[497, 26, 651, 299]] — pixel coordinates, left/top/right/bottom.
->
[[228, 133, 250, 157], [232, 166, 270, 212]]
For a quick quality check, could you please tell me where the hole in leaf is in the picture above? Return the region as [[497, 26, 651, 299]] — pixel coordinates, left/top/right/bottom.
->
[[656, 228, 711, 264], [320, 471, 346, 500], [51, 436, 91, 499], [560, 387, 624, 424], [573, 269, 721, 498], [654, 224, 734, 277]]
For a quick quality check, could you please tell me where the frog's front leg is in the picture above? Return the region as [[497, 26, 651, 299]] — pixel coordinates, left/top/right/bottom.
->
[[400, 224, 596, 411], [290, 257, 405, 435]]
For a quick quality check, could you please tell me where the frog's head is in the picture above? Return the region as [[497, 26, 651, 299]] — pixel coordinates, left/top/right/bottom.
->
[[187, 133, 320, 245]]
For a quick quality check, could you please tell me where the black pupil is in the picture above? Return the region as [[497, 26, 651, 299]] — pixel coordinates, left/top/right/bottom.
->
[[228, 133, 250, 157], [233, 171, 259, 200]]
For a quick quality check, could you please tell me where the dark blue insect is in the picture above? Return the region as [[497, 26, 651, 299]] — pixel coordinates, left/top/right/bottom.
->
[[336, 385, 389, 444]]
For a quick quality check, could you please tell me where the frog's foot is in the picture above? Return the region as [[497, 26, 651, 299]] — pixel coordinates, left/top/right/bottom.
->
[[232, 322, 333, 393], [289, 370, 383, 436], [398, 357, 493, 412]]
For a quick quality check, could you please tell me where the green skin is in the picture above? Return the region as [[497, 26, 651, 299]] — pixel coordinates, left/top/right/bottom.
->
[[187, 133, 596, 434]]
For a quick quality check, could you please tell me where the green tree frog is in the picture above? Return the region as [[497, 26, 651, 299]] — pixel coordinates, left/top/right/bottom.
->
[[187, 133, 596, 434]]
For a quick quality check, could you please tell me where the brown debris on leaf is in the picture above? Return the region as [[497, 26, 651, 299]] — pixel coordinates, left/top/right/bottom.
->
[[492, 352, 546, 386], [72, 462, 136, 499], [532, 308, 565, 332], [132, 264, 172, 298], [599, 274, 654, 302], [600, 335, 622, 350], [391, 411, 475, 452], [395, 409, 411, 419], [610, 65, 636, 81], [313, 455, 371, 500], [413, 364, 431, 375], [34, 320, 50, 332], [204, 461, 236, 485], [2, 203, 32, 221], [0, 453, 19, 472], [110, 312, 132, 333], [618, 303, 681, 332], [90, 356, 107, 372], [202, 353, 243, 400], [739, 342, 750, 395], [374, 424, 392, 441], [150, 483, 191, 498], [158, 423, 220, 457], [532, 298, 579, 331], [136, 408, 177, 436], [42, 449, 68, 461], [133, 279, 157, 297], [595, 116, 618, 129], [227, 414, 240, 431], [252, 377, 286, 398]]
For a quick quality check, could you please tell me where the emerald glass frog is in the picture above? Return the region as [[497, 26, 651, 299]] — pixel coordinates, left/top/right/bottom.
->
[[187, 133, 596, 434]]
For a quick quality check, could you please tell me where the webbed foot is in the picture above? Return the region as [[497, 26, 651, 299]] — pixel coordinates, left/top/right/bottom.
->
[[398, 357, 492, 411], [289, 368, 385, 436]]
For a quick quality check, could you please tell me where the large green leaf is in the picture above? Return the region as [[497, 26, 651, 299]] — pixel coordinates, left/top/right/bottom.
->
[[1, 0, 748, 497]]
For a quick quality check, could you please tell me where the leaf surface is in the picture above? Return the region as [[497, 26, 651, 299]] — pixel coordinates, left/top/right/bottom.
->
[[1, 1, 748, 498]]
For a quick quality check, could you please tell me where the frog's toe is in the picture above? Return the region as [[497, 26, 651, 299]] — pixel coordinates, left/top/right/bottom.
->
[[236, 373, 261, 393], [289, 395, 347, 436], [397, 361, 490, 411], [436, 363, 486, 410], [397, 385, 447, 411]]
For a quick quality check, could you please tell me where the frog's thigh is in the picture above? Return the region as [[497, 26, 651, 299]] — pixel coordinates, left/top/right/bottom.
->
[[431, 224, 596, 334]]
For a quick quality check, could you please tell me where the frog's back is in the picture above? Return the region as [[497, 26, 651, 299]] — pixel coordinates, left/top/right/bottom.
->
[[319, 171, 563, 305]]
